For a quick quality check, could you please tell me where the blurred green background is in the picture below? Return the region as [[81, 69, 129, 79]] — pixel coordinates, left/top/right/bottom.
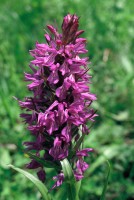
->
[[0, 0, 134, 199]]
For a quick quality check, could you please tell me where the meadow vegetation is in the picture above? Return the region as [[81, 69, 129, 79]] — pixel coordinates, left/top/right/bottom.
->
[[0, 0, 134, 199]]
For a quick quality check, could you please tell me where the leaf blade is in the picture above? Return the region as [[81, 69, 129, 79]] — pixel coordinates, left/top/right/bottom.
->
[[60, 159, 79, 200], [8, 164, 52, 200], [25, 152, 60, 170]]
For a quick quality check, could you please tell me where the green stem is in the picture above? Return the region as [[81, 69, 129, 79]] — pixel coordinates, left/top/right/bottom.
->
[[67, 183, 79, 200]]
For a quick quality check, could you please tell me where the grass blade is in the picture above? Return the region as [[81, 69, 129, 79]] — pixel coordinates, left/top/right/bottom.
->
[[100, 160, 111, 200]]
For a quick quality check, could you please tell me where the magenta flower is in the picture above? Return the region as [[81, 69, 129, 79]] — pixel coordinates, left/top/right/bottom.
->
[[19, 14, 97, 188]]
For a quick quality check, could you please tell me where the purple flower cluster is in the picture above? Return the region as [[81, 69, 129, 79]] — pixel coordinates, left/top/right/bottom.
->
[[19, 14, 97, 188]]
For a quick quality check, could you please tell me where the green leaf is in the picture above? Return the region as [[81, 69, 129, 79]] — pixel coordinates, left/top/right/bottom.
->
[[25, 152, 61, 170], [61, 158, 75, 183], [8, 164, 52, 200], [70, 123, 95, 159], [73, 134, 85, 153], [60, 159, 80, 200], [100, 160, 111, 200]]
